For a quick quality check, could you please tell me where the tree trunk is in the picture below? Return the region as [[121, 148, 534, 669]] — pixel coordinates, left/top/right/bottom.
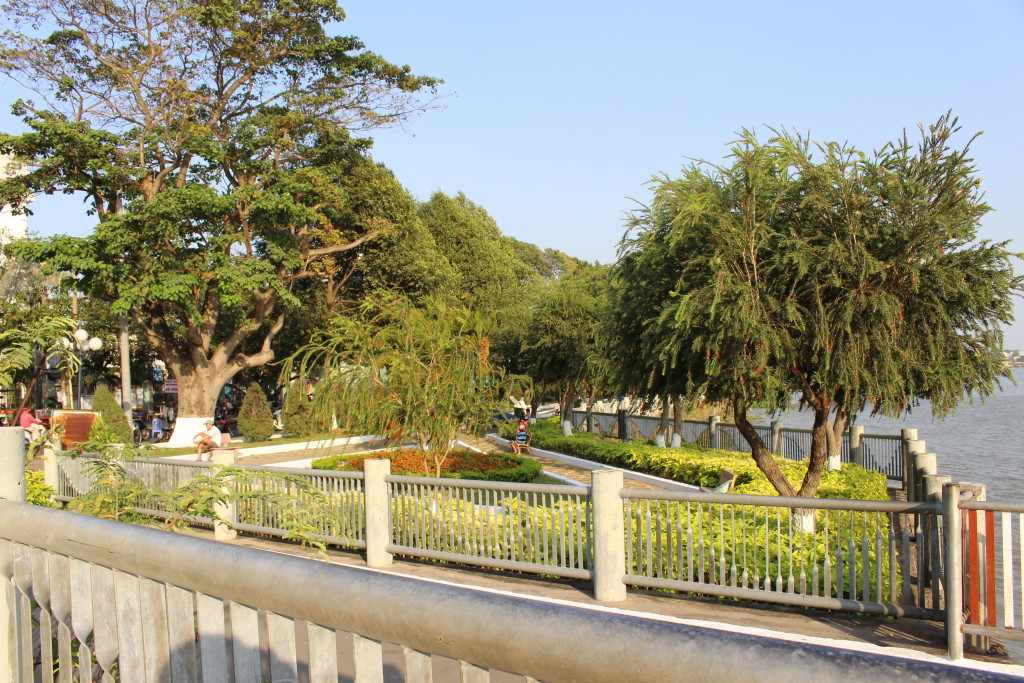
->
[[733, 402, 798, 497], [655, 395, 670, 446], [672, 397, 683, 437], [163, 364, 235, 447], [826, 410, 848, 471], [794, 406, 830, 498]]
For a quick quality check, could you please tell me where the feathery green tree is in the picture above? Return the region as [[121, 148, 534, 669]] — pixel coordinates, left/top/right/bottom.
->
[[286, 296, 505, 477], [616, 114, 1022, 498]]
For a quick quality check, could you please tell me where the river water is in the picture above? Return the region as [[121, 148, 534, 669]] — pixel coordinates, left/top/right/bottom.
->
[[760, 368, 1024, 662], [758, 367, 1024, 504]]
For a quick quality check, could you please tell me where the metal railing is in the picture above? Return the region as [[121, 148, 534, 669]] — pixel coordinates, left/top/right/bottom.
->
[[386, 475, 593, 578], [621, 489, 941, 619], [52, 454, 940, 620], [4, 499, 995, 683], [960, 500, 1024, 646]]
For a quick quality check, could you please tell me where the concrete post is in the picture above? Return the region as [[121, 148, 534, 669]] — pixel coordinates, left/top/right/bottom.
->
[[770, 420, 783, 455], [849, 425, 865, 467], [591, 470, 627, 602], [905, 439, 925, 501], [211, 448, 237, 541], [0, 428, 26, 503], [943, 482, 964, 661], [915, 452, 938, 504], [364, 459, 393, 568], [42, 444, 59, 502], [901, 428, 919, 494], [709, 416, 720, 451]]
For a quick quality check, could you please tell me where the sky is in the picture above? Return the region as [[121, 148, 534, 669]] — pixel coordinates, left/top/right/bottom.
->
[[3, 0, 1023, 345]]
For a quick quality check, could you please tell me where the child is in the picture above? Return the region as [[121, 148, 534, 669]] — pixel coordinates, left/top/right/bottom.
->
[[512, 417, 531, 454]]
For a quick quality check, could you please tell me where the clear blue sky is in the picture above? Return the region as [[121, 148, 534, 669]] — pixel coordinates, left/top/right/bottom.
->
[[4, 0, 1024, 346]]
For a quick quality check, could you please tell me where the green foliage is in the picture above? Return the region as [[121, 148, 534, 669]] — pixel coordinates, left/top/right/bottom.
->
[[26, 470, 58, 508], [236, 383, 275, 442], [1, 0, 441, 419], [285, 295, 507, 477], [613, 113, 1023, 497], [89, 386, 133, 444], [0, 315, 78, 416], [282, 382, 315, 438], [512, 419, 887, 500]]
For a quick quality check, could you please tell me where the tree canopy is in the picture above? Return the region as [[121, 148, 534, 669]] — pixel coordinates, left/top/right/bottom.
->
[[0, 0, 441, 435], [614, 114, 1022, 497]]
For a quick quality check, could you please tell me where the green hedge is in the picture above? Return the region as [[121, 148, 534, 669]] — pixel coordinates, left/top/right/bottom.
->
[[505, 418, 887, 501]]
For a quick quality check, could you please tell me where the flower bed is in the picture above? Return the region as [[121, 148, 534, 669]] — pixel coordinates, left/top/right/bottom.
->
[[312, 448, 542, 483]]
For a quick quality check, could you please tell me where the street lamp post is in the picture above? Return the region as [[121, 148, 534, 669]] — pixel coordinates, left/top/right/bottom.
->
[[72, 328, 103, 409]]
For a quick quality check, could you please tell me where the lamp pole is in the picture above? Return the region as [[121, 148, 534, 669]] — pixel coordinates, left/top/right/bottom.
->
[[73, 328, 103, 410]]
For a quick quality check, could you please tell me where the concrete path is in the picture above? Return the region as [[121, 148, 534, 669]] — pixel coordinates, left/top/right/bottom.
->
[[49, 433, 1023, 670]]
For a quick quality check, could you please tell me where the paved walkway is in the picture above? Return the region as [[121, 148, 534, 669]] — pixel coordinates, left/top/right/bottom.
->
[[43, 434, 1023, 671]]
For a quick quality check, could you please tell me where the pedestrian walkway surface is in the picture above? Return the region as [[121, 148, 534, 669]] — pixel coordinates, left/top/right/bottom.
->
[[210, 435, 1024, 673], [40, 432, 1023, 674]]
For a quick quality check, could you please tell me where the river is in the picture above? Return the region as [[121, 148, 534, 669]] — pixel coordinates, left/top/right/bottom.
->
[[758, 367, 1024, 504]]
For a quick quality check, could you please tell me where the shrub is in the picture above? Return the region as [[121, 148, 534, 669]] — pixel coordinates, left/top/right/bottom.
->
[[312, 448, 542, 483], [89, 385, 133, 443], [282, 382, 314, 437], [26, 470, 58, 507], [510, 418, 887, 501], [236, 382, 275, 442]]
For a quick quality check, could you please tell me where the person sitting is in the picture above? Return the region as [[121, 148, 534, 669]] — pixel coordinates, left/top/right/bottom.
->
[[511, 417, 531, 455], [18, 407, 44, 444], [193, 419, 222, 461]]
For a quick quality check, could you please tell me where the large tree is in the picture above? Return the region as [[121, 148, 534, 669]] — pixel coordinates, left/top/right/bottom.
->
[[616, 114, 1022, 498], [0, 0, 439, 443]]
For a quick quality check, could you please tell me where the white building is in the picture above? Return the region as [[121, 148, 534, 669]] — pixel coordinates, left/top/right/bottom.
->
[[0, 153, 30, 251]]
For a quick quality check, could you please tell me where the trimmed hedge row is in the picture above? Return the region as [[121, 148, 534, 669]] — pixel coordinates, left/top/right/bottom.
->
[[311, 448, 542, 484], [507, 418, 888, 501]]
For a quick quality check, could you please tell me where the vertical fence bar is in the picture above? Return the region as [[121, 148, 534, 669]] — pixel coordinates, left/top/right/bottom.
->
[[943, 483, 963, 661]]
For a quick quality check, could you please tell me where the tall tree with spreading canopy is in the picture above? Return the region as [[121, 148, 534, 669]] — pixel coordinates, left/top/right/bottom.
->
[[0, 0, 441, 443], [616, 114, 1022, 498]]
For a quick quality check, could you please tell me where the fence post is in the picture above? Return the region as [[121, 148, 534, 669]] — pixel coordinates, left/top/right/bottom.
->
[[592, 470, 627, 602], [0, 428, 26, 503], [709, 416, 720, 450], [943, 482, 964, 661], [617, 410, 627, 441], [901, 428, 919, 494], [364, 458, 393, 568], [915, 452, 937, 505], [905, 439, 925, 501], [848, 425, 865, 467], [924, 474, 951, 609], [211, 448, 238, 541], [770, 420, 783, 455], [42, 443, 59, 503]]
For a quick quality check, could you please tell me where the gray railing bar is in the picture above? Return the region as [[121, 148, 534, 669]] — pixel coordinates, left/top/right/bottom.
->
[[622, 489, 942, 513], [961, 502, 1024, 513], [3, 500, 1006, 683], [385, 544, 593, 580], [385, 475, 589, 496], [626, 575, 942, 621], [963, 625, 1024, 642]]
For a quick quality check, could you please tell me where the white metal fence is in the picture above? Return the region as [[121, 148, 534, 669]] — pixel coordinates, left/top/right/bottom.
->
[[4, 498, 997, 683]]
